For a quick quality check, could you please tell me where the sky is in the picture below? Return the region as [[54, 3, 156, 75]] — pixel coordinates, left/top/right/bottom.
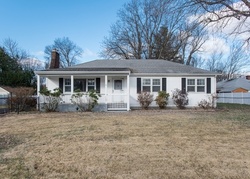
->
[[0, 0, 129, 64]]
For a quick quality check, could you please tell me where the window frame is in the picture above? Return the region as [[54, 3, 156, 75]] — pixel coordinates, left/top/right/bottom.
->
[[141, 78, 162, 93], [87, 79, 95, 91], [186, 78, 206, 93], [64, 78, 71, 93]]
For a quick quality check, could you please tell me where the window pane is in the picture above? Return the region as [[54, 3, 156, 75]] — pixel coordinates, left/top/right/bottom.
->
[[153, 79, 160, 85], [88, 79, 95, 86], [143, 79, 151, 85], [153, 86, 160, 92], [65, 79, 71, 85], [114, 80, 122, 90], [88, 86, 95, 91], [65, 86, 71, 92], [74, 79, 86, 92], [142, 86, 150, 92], [187, 86, 195, 92], [197, 86, 205, 92], [197, 79, 205, 85], [187, 79, 195, 85]]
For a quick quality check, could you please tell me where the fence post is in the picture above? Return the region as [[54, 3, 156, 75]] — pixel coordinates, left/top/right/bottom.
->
[[241, 92, 244, 104]]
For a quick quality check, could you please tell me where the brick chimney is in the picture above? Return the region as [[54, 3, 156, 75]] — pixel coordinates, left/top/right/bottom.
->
[[50, 49, 60, 69]]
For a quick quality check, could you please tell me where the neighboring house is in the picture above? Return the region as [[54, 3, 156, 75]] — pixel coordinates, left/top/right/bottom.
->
[[0, 87, 9, 96], [35, 50, 217, 111], [0, 87, 10, 114], [217, 76, 250, 93]]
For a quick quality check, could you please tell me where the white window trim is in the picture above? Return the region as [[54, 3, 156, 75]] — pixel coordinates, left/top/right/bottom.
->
[[141, 78, 162, 92], [64, 78, 71, 93], [87, 78, 96, 91], [187, 78, 206, 93]]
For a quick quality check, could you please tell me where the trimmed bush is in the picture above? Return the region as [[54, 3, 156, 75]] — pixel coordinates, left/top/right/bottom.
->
[[155, 91, 169, 109], [137, 91, 153, 110], [172, 88, 188, 109]]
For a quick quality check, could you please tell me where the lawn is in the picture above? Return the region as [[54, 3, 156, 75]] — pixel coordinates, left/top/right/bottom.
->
[[0, 108, 250, 178]]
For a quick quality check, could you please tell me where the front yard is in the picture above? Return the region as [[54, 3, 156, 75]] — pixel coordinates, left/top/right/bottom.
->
[[0, 108, 250, 178]]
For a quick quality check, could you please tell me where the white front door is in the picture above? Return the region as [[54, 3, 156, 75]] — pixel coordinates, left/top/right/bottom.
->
[[112, 79, 124, 102]]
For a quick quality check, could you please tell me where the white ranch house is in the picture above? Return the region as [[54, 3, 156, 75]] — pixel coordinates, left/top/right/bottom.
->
[[35, 51, 217, 111]]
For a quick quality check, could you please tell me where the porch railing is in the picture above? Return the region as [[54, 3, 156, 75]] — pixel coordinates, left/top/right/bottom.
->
[[39, 93, 129, 110]]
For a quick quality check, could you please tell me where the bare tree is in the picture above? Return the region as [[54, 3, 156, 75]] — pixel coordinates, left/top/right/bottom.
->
[[101, 0, 181, 59], [205, 41, 249, 80], [206, 50, 226, 72], [225, 42, 249, 79], [44, 37, 83, 68], [2, 38, 29, 61], [178, 22, 208, 65], [101, 0, 207, 66], [188, 0, 250, 41]]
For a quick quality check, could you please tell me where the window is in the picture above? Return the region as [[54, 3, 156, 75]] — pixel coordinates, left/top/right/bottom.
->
[[114, 80, 122, 90], [142, 79, 151, 92], [197, 79, 205, 92], [187, 78, 205, 92], [74, 79, 86, 92], [187, 79, 195, 92], [152, 79, 160, 92], [64, 78, 71, 92], [87, 79, 95, 91], [142, 78, 161, 92]]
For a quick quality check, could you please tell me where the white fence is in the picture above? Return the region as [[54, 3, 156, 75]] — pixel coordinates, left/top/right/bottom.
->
[[217, 93, 250, 105]]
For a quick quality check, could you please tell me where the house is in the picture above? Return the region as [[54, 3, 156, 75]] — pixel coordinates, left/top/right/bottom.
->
[[0, 87, 10, 114], [35, 50, 217, 111], [0, 87, 9, 96], [217, 75, 250, 93]]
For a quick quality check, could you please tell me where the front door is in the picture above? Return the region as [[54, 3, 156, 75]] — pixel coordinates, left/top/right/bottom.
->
[[112, 79, 124, 102]]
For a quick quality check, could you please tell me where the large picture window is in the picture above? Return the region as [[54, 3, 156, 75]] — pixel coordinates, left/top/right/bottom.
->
[[74, 79, 86, 92], [142, 78, 161, 92], [187, 78, 205, 92]]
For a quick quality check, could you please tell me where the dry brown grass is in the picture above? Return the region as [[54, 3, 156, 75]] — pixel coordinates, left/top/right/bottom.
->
[[0, 109, 250, 178]]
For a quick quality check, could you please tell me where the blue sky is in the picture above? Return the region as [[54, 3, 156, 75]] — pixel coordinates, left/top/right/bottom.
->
[[0, 0, 129, 63]]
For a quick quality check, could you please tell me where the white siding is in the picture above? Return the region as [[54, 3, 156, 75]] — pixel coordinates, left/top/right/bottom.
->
[[129, 76, 217, 108], [44, 75, 217, 108]]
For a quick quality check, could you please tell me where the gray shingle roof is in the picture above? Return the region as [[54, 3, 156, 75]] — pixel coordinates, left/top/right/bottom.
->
[[66, 59, 215, 74], [217, 77, 250, 92]]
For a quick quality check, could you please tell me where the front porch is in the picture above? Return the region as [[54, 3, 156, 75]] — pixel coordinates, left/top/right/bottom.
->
[[37, 72, 131, 111]]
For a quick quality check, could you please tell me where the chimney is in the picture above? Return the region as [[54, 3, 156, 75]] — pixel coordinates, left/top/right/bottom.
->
[[246, 75, 250, 80], [50, 49, 60, 69]]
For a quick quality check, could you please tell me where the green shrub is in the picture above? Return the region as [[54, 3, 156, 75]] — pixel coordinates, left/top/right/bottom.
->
[[155, 91, 169, 109], [40, 87, 62, 112], [71, 89, 101, 112]]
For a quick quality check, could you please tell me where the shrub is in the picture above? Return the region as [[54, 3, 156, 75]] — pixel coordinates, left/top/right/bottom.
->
[[172, 88, 188, 109], [198, 99, 211, 109], [137, 91, 153, 110], [155, 91, 169, 109], [6, 87, 35, 112], [71, 89, 101, 112], [40, 87, 62, 112], [198, 93, 218, 109]]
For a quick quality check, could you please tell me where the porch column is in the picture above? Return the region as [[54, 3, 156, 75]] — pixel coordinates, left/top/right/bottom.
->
[[105, 75, 108, 104], [71, 75, 74, 95], [37, 75, 40, 110], [127, 75, 130, 111]]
